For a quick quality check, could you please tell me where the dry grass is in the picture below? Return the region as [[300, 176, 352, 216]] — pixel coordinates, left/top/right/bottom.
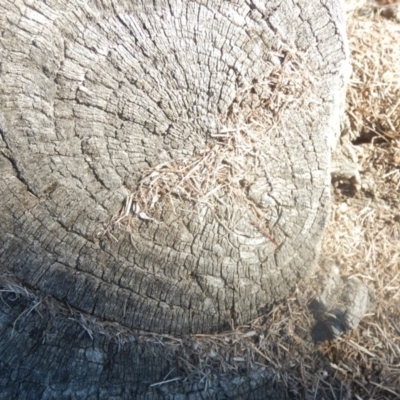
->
[[346, 0, 400, 142], [103, 50, 316, 240], [1, 0, 399, 398], [315, 1, 400, 397], [101, 1, 400, 397]]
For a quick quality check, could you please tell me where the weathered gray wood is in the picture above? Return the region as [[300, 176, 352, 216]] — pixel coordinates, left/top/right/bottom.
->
[[0, 292, 289, 399], [0, 0, 349, 335], [0, 0, 349, 397]]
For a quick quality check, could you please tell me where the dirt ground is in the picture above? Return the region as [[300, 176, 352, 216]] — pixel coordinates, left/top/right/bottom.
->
[[258, 0, 400, 397], [318, 1, 400, 398]]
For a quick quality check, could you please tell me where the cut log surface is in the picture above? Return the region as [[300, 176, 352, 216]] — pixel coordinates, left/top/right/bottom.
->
[[0, 1, 349, 335]]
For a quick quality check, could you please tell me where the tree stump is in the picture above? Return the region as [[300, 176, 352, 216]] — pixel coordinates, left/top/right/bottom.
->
[[0, 0, 350, 397]]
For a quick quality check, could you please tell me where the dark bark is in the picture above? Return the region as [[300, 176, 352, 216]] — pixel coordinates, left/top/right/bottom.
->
[[0, 292, 288, 399], [0, 0, 349, 397]]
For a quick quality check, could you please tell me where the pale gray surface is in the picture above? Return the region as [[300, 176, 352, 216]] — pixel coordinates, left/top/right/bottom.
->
[[310, 264, 375, 342], [0, 0, 349, 397], [0, 0, 349, 335]]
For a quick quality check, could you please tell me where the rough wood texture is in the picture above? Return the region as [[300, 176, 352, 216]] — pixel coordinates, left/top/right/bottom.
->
[[310, 264, 375, 342], [0, 0, 349, 396], [0, 0, 349, 335], [0, 293, 288, 399]]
